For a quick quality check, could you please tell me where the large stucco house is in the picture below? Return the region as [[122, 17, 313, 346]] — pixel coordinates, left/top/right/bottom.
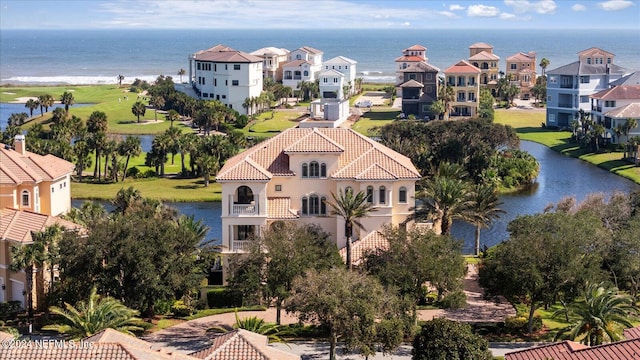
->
[[250, 46, 290, 82], [590, 85, 640, 143], [0, 135, 78, 309], [188, 44, 263, 115], [444, 60, 481, 118], [282, 46, 324, 90], [546, 47, 626, 128], [216, 127, 421, 277], [468, 42, 500, 92], [506, 51, 537, 100]]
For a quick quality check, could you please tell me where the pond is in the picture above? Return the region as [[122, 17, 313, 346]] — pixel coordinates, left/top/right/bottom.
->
[[0, 102, 92, 130]]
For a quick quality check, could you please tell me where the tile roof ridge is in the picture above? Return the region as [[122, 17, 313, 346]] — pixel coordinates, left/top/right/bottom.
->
[[357, 163, 398, 179], [0, 163, 21, 184], [314, 128, 345, 149], [356, 133, 421, 177], [2, 147, 42, 182], [505, 340, 576, 355]]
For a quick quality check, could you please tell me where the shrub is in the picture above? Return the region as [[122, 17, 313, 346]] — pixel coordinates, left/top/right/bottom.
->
[[153, 299, 173, 316], [438, 290, 466, 309], [126, 166, 142, 179], [207, 288, 243, 308], [171, 300, 193, 317], [0, 301, 22, 320], [504, 314, 543, 334], [143, 169, 157, 178], [235, 115, 249, 128]]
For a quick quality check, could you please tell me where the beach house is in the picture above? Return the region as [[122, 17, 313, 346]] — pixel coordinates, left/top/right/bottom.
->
[[215, 127, 421, 279], [188, 44, 263, 115], [546, 47, 626, 128], [250, 46, 290, 82], [282, 46, 324, 91], [444, 60, 481, 118], [505, 52, 537, 100], [322, 56, 358, 96], [590, 85, 640, 143], [394, 44, 429, 97], [468, 43, 500, 93]]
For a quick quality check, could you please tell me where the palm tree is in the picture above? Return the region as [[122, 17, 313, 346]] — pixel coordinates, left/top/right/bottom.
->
[[622, 118, 638, 159], [117, 136, 141, 181], [25, 99, 38, 117], [178, 132, 198, 175], [468, 184, 504, 256], [87, 111, 108, 178], [60, 91, 75, 116], [166, 109, 180, 128], [194, 152, 219, 187], [208, 309, 286, 343], [9, 239, 46, 318], [42, 287, 143, 340], [177, 68, 186, 83], [32, 225, 63, 300], [37, 94, 55, 115], [539, 58, 550, 77], [8, 112, 28, 127], [554, 283, 639, 346], [150, 95, 165, 122], [325, 188, 377, 271], [131, 101, 146, 123], [415, 176, 473, 235], [164, 126, 182, 165], [242, 97, 252, 117], [438, 85, 454, 120], [117, 74, 125, 87]]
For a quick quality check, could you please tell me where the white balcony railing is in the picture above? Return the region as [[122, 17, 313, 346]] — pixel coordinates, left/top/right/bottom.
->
[[231, 203, 257, 215], [232, 240, 253, 252]]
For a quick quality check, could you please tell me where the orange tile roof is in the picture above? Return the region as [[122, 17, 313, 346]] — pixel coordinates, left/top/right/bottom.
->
[[299, 46, 323, 54], [190, 329, 299, 360], [505, 339, 640, 360], [578, 47, 615, 57], [193, 44, 262, 63], [405, 44, 426, 51], [395, 55, 426, 62], [282, 59, 310, 68], [507, 52, 536, 62], [445, 60, 481, 74], [339, 230, 389, 265], [0, 343, 138, 360], [591, 85, 640, 100], [86, 328, 196, 360], [469, 42, 493, 49], [469, 51, 500, 61], [0, 208, 84, 243], [1, 143, 75, 185], [625, 326, 640, 340], [267, 197, 299, 219], [217, 128, 421, 182]]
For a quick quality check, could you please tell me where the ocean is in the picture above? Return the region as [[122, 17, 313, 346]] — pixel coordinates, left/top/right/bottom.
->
[[1, 29, 639, 86]]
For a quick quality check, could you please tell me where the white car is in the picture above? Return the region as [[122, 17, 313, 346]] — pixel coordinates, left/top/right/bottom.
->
[[356, 100, 372, 108]]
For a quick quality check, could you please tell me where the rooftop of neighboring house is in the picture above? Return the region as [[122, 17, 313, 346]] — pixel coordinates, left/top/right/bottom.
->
[[296, 46, 323, 54], [1, 137, 75, 186], [192, 44, 262, 63], [625, 325, 640, 340], [189, 329, 299, 360], [281, 59, 310, 68], [578, 47, 615, 58], [469, 51, 500, 61], [216, 127, 421, 182], [505, 338, 640, 360], [324, 56, 357, 65], [395, 55, 428, 62], [0, 208, 84, 243], [506, 52, 536, 62], [469, 42, 493, 49], [546, 61, 626, 76], [319, 69, 345, 78], [399, 79, 424, 88], [591, 85, 640, 100], [399, 61, 440, 73], [405, 44, 426, 51], [250, 47, 289, 57], [611, 71, 640, 86], [339, 230, 388, 265], [445, 60, 481, 74], [604, 103, 640, 118]]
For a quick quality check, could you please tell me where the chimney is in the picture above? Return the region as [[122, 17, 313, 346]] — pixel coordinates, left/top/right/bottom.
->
[[14, 134, 26, 155]]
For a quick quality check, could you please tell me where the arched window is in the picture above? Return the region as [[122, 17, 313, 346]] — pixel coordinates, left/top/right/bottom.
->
[[366, 186, 373, 203], [310, 195, 320, 215], [399, 187, 407, 203], [236, 186, 253, 204], [320, 163, 327, 177], [296, 54, 301, 60], [379, 186, 386, 204], [320, 196, 327, 215], [302, 163, 308, 177], [309, 161, 320, 177], [303, 70, 309, 77], [21, 190, 30, 207], [402, 63, 407, 69], [302, 197, 308, 215]]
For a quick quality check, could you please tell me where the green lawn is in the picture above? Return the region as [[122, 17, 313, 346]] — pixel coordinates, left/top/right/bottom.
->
[[245, 111, 301, 134], [352, 107, 398, 136], [72, 177, 222, 202]]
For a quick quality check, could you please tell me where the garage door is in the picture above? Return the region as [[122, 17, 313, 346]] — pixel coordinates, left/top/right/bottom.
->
[[10, 280, 25, 309]]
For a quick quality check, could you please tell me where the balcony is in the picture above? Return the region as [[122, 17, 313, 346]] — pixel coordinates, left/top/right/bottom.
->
[[560, 83, 575, 89], [229, 195, 259, 215], [558, 103, 574, 108], [231, 240, 253, 252]]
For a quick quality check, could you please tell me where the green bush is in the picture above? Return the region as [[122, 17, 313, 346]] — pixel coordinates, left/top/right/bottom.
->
[[504, 314, 543, 333], [154, 299, 173, 316], [126, 166, 142, 179], [171, 300, 193, 317], [438, 290, 466, 309], [235, 115, 249, 128], [0, 301, 22, 320], [207, 288, 243, 308], [143, 169, 157, 178]]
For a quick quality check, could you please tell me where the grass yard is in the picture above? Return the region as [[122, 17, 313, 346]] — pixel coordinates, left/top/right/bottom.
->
[[72, 177, 222, 202], [245, 110, 301, 135], [352, 107, 399, 136]]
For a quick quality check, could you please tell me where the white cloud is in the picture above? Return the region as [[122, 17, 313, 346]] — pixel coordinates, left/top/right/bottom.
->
[[571, 3, 587, 11], [500, 12, 517, 19], [467, 4, 501, 17], [449, 4, 466, 10], [598, 0, 634, 11], [401, 22, 411, 27], [504, 0, 557, 14], [439, 11, 459, 18]]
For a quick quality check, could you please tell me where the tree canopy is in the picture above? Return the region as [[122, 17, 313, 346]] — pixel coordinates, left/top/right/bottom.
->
[[412, 318, 493, 360]]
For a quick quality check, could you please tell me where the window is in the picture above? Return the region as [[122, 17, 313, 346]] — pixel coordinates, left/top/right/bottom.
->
[[234, 64, 240, 70], [320, 163, 327, 177], [547, 95, 552, 102], [303, 71, 309, 77], [580, 76, 589, 84], [275, 185, 282, 192], [309, 195, 320, 215], [236, 186, 253, 204], [225, 80, 228, 86], [309, 161, 320, 177], [426, 73, 432, 80], [510, 63, 517, 70], [225, 64, 228, 70], [302, 195, 326, 216], [587, 58, 592, 64], [214, 64, 217, 71], [51, 186, 54, 193], [237, 225, 254, 240], [366, 186, 373, 204], [333, 78, 338, 83], [379, 186, 386, 204], [605, 100, 616, 107], [203, 93, 209, 98], [323, 78, 328, 83], [232, 80, 239, 86], [321, 196, 327, 215], [214, 79, 217, 86], [607, 58, 612, 64], [409, 74, 417, 80], [302, 197, 308, 215], [302, 163, 308, 177], [345, 66, 348, 69], [549, 76, 557, 84], [580, 96, 589, 103], [548, 114, 556, 123], [21, 190, 29, 207], [399, 187, 407, 203]]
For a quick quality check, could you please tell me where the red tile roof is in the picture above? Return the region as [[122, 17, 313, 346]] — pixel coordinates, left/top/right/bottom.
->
[[469, 42, 493, 49], [405, 44, 426, 51], [339, 230, 389, 265], [578, 47, 615, 57], [445, 60, 481, 74], [625, 326, 640, 340], [505, 339, 640, 360], [0, 343, 138, 360], [1, 142, 75, 185], [591, 85, 640, 100], [0, 208, 84, 243], [217, 128, 421, 182], [282, 59, 310, 68], [507, 52, 536, 62], [85, 328, 196, 360], [395, 55, 426, 62], [469, 51, 500, 61], [193, 44, 262, 63], [267, 197, 299, 219], [190, 329, 299, 360]]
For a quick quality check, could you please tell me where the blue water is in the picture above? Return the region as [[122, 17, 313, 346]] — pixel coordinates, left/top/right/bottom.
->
[[1, 29, 639, 85], [0, 102, 92, 130]]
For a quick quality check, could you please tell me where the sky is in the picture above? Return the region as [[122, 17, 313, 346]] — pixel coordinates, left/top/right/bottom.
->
[[0, 0, 639, 30]]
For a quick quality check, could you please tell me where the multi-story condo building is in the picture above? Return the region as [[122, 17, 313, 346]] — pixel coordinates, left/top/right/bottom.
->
[[590, 85, 640, 143], [216, 127, 421, 278], [322, 56, 358, 96], [546, 47, 626, 128], [250, 47, 289, 82], [444, 60, 481, 117], [468, 42, 500, 91], [282, 46, 324, 90], [506, 52, 537, 100], [395, 45, 429, 97], [189, 44, 263, 115]]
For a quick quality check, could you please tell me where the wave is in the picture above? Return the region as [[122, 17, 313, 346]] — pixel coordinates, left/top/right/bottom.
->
[[0, 75, 161, 86], [361, 75, 395, 83]]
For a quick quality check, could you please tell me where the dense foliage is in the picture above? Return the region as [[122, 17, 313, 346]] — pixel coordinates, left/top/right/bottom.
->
[[412, 318, 493, 360]]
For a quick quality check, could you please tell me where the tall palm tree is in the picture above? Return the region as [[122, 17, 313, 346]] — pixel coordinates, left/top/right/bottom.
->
[[150, 95, 165, 122], [166, 109, 180, 128], [9, 239, 46, 318], [60, 91, 75, 116], [178, 132, 198, 175], [438, 85, 454, 120], [25, 99, 38, 117], [117, 74, 125, 87], [177, 68, 186, 83], [131, 101, 146, 123], [325, 188, 377, 271], [8, 112, 28, 127], [622, 118, 638, 159], [194, 152, 219, 187], [87, 111, 108, 178], [42, 287, 143, 340], [32, 225, 63, 300], [539, 58, 550, 77], [37, 94, 55, 116], [415, 176, 473, 235], [555, 283, 639, 346], [468, 184, 504, 256], [117, 136, 141, 181]]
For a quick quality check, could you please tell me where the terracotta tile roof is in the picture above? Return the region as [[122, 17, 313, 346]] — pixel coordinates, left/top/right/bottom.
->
[[282, 59, 310, 68], [395, 55, 426, 62], [0, 343, 138, 360], [267, 197, 299, 219], [445, 60, 481, 74], [0, 331, 14, 341], [625, 326, 640, 340], [469, 51, 500, 61], [505, 339, 640, 360], [399, 79, 424, 88], [86, 328, 196, 360], [193, 44, 262, 63], [507, 52, 536, 62], [299, 46, 323, 54], [578, 47, 615, 57], [0, 208, 84, 243], [405, 44, 426, 51], [217, 128, 421, 182], [216, 157, 272, 181], [469, 42, 493, 49], [339, 230, 389, 265], [604, 103, 640, 118], [1, 143, 75, 185], [399, 62, 440, 73], [190, 329, 299, 360], [591, 85, 640, 100]]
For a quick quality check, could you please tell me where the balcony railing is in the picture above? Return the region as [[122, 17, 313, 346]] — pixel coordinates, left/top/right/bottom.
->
[[560, 83, 575, 89], [558, 103, 574, 108], [229, 195, 259, 215], [232, 240, 253, 252]]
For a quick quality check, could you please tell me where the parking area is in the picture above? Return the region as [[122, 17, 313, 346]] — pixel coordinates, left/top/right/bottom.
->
[[356, 91, 390, 107]]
